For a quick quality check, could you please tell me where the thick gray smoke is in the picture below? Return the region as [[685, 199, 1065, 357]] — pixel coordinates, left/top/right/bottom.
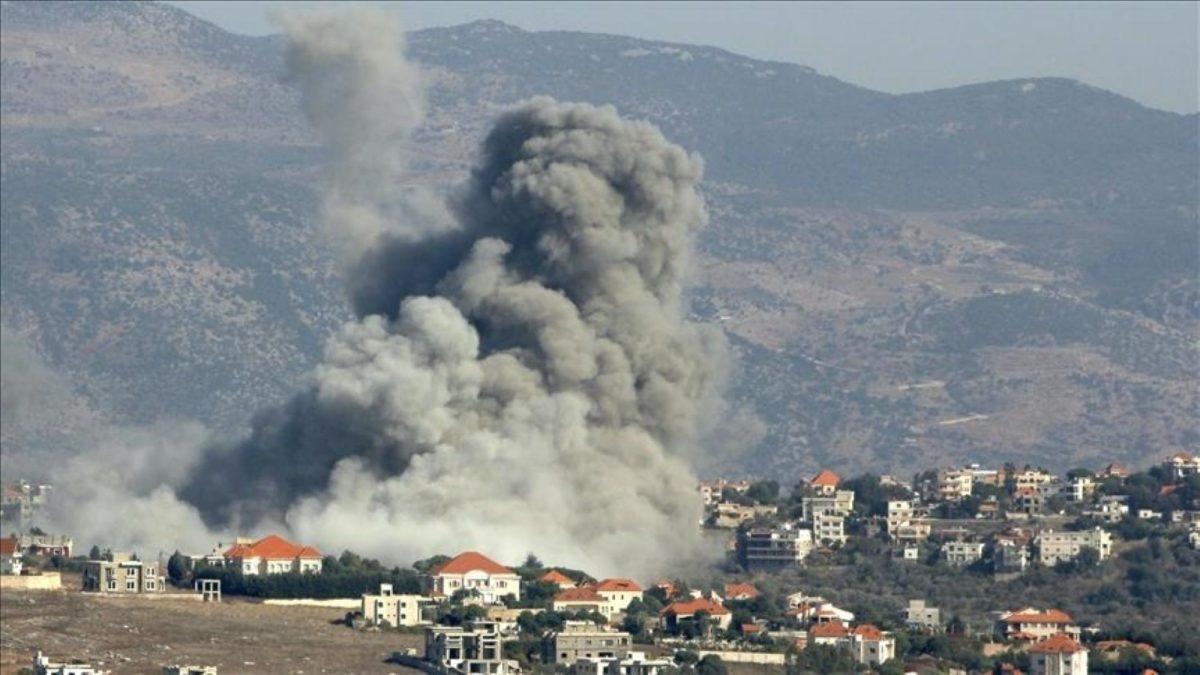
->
[[181, 13, 725, 575]]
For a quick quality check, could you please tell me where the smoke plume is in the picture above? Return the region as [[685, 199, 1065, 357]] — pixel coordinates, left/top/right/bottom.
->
[[180, 12, 725, 575]]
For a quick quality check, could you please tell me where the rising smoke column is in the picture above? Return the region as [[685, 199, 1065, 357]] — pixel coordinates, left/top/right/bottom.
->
[[182, 13, 724, 575]]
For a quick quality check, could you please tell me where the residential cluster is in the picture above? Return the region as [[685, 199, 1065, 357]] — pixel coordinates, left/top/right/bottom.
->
[[3, 450, 1198, 674]]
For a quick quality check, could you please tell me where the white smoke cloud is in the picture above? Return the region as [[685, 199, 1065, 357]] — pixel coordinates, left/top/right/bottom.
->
[[180, 13, 727, 576], [0, 322, 217, 555]]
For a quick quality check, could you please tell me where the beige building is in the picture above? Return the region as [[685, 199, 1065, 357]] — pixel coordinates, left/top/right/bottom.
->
[[1036, 528, 1111, 566], [997, 608, 1080, 642], [886, 500, 913, 535], [937, 469, 974, 501], [813, 512, 846, 545], [544, 622, 632, 663], [429, 551, 521, 604], [1029, 634, 1088, 675], [801, 491, 855, 522], [362, 583, 434, 627], [82, 554, 162, 594], [1015, 469, 1054, 492]]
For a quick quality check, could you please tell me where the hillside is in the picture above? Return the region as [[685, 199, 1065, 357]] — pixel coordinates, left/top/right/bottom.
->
[[1, 1, 1196, 477]]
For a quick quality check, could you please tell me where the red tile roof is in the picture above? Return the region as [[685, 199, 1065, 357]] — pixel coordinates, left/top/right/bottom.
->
[[430, 551, 514, 576], [1003, 608, 1074, 624], [0, 537, 18, 556], [595, 578, 642, 592], [809, 621, 850, 638], [224, 534, 322, 560], [554, 587, 604, 603], [1029, 633, 1084, 654], [1169, 451, 1195, 461], [539, 570, 575, 586], [661, 597, 729, 616], [724, 582, 760, 599], [811, 470, 841, 487], [853, 624, 885, 640]]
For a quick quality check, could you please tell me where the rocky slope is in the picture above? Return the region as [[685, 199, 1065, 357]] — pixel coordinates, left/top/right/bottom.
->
[[2, 1, 1196, 476]]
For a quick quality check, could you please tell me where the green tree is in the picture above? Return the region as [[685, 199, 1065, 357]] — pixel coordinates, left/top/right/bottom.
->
[[695, 655, 727, 675], [88, 545, 101, 561], [167, 550, 188, 585]]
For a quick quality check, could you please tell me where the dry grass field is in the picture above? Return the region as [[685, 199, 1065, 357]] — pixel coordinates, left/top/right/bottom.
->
[[0, 576, 422, 674]]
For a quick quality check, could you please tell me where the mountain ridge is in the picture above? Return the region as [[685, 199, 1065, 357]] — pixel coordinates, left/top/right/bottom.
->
[[2, 0, 1196, 479]]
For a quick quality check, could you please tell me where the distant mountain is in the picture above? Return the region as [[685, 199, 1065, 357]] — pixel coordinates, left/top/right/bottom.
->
[[1, 1, 1195, 477]]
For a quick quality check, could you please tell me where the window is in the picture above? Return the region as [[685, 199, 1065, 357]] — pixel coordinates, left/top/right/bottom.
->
[[126, 577, 138, 591]]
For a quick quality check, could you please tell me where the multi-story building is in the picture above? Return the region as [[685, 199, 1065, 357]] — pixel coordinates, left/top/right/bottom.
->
[[544, 622, 632, 663], [850, 625, 896, 666], [361, 583, 435, 627], [993, 540, 1030, 574], [425, 621, 515, 675], [905, 600, 940, 632], [1084, 496, 1129, 523], [813, 512, 846, 546], [1035, 528, 1111, 566], [941, 541, 985, 567], [1015, 468, 1054, 492], [1063, 477, 1095, 502], [737, 523, 813, 570], [594, 579, 643, 613], [698, 479, 750, 506], [712, 503, 776, 529], [937, 469, 974, 501], [428, 551, 521, 604], [18, 533, 72, 558], [1165, 451, 1200, 478], [1014, 488, 1044, 515], [570, 652, 672, 675], [1029, 633, 1088, 675], [2, 481, 52, 528], [886, 500, 913, 535], [223, 535, 322, 576], [82, 553, 162, 594], [996, 608, 1080, 642], [802, 491, 855, 522]]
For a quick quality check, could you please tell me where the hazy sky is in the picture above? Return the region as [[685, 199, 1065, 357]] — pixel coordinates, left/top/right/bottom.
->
[[167, 1, 1198, 114]]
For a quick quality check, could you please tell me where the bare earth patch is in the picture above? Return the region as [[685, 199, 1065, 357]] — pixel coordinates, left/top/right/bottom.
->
[[0, 578, 421, 674]]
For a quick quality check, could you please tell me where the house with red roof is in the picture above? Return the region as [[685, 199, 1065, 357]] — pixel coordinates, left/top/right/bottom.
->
[[996, 608, 1079, 643], [1, 536, 23, 575], [810, 470, 841, 496], [538, 569, 577, 589], [428, 551, 521, 604], [723, 582, 760, 601], [851, 624, 896, 666], [593, 578, 643, 612], [1164, 450, 1200, 479], [1028, 633, 1087, 675], [552, 586, 608, 616], [660, 597, 732, 631], [223, 534, 323, 576]]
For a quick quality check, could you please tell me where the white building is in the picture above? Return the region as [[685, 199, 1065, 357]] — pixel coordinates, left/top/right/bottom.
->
[[886, 500, 913, 535], [571, 652, 672, 675], [1029, 634, 1088, 675], [429, 551, 521, 604], [593, 579, 643, 613], [222, 534, 322, 576], [425, 621, 517, 675], [1164, 451, 1200, 479], [941, 541, 985, 566], [1036, 528, 1112, 566], [362, 583, 434, 627], [813, 512, 846, 546], [851, 625, 896, 666], [33, 651, 106, 675]]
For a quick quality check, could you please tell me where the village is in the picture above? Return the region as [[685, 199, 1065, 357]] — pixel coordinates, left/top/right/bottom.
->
[[2, 450, 1199, 675]]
